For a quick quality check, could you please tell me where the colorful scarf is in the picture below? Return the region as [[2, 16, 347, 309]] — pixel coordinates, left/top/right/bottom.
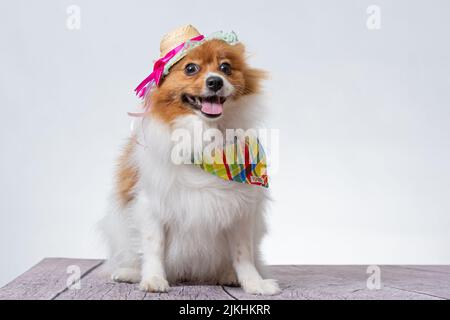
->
[[194, 138, 269, 188]]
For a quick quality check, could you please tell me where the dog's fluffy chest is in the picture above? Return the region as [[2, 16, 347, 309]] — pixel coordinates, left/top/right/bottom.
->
[[142, 157, 263, 230]]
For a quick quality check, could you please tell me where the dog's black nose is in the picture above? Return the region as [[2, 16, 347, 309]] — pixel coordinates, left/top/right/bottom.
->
[[206, 76, 223, 92]]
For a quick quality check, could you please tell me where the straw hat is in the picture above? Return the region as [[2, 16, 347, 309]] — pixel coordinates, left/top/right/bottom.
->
[[159, 24, 201, 57]]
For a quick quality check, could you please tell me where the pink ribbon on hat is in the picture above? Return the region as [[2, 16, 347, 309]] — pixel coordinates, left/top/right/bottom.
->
[[129, 34, 205, 117]]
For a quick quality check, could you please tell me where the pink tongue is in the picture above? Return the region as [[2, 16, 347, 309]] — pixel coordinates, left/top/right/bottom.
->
[[201, 100, 223, 115]]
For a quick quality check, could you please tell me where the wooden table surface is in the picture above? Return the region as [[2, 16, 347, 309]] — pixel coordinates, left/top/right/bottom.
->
[[0, 258, 449, 300]]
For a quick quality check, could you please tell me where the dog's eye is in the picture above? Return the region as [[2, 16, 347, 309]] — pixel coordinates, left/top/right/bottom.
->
[[219, 63, 232, 75], [185, 63, 200, 76]]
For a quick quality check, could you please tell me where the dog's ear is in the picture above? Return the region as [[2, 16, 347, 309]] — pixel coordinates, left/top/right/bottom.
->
[[232, 43, 269, 95], [243, 67, 268, 95], [233, 42, 246, 54]]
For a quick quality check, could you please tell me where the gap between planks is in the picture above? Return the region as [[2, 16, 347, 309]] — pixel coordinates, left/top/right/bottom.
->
[[51, 261, 104, 300]]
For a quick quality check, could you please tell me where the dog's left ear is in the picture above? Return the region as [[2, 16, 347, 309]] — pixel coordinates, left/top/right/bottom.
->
[[243, 67, 268, 95], [235, 43, 269, 95], [233, 43, 269, 95], [233, 42, 246, 54]]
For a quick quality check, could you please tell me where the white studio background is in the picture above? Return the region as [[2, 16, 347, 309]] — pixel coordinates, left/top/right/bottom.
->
[[1, 0, 450, 287]]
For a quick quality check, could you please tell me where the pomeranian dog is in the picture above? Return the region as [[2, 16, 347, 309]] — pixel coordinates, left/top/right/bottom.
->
[[99, 25, 280, 295]]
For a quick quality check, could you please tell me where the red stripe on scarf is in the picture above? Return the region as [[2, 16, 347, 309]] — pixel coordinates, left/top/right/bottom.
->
[[223, 151, 233, 181], [245, 141, 251, 182]]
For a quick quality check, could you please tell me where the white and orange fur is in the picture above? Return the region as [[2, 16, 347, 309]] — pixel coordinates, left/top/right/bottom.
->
[[99, 40, 280, 295]]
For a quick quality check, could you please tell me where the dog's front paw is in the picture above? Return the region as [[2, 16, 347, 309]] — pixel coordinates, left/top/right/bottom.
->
[[111, 268, 141, 283], [139, 276, 170, 293], [241, 279, 281, 295]]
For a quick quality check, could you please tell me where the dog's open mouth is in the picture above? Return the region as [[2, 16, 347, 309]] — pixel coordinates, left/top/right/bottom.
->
[[182, 94, 227, 118]]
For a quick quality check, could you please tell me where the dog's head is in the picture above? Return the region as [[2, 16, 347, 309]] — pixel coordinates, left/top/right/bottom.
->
[[147, 39, 266, 123]]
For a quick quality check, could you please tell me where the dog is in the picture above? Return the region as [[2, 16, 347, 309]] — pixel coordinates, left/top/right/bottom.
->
[[99, 25, 280, 295]]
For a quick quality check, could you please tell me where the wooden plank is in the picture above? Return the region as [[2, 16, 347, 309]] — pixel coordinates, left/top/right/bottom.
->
[[380, 265, 450, 299], [55, 265, 232, 300], [224, 265, 449, 300], [142, 285, 233, 300], [55, 265, 146, 300], [0, 258, 103, 300], [2, 260, 450, 300], [391, 265, 450, 275]]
